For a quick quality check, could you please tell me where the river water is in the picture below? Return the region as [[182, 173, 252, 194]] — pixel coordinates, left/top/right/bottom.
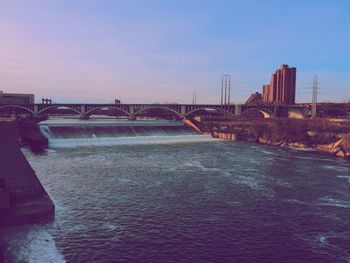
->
[[1, 120, 350, 262]]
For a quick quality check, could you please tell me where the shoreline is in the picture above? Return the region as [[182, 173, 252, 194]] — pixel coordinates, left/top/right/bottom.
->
[[209, 131, 350, 160], [198, 118, 350, 161]]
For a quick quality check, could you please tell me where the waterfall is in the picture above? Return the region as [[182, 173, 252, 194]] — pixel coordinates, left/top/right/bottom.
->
[[39, 119, 214, 147]]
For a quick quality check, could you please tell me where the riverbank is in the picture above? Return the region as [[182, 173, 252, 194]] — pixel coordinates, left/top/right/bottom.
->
[[198, 118, 350, 159]]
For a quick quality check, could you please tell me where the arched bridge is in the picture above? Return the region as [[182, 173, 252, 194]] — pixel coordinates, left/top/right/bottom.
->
[[0, 103, 309, 119]]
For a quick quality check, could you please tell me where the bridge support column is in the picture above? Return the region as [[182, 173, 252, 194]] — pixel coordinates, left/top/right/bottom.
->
[[79, 113, 89, 120], [79, 105, 88, 119], [180, 105, 186, 116], [128, 114, 136, 120], [81, 105, 86, 114], [34, 105, 39, 115], [129, 106, 135, 115], [235, 104, 242, 116]]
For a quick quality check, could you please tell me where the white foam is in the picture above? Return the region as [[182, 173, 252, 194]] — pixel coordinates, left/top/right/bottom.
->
[[337, 175, 350, 183], [183, 161, 221, 172], [284, 199, 308, 205], [48, 135, 216, 148], [71, 224, 88, 232], [255, 148, 279, 155], [293, 155, 330, 161], [244, 168, 259, 172], [318, 234, 327, 244], [318, 197, 350, 208], [102, 223, 118, 231], [1, 226, 65, 263], [323, 165, 349, 172]]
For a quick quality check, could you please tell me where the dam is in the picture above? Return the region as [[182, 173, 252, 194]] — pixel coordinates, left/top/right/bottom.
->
[[38, 119, 215, 147]]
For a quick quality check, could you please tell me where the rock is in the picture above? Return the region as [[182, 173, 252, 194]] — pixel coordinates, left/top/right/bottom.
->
[[271, 142, 283, 146], [258, 137, 269, 144], [307, 131, 316, 137], [334, 139, 344, 148], [289, 142, 306, 148], [336, 150, 346, 157]]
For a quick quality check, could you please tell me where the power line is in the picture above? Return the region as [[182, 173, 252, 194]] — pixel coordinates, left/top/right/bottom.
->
[[192, 90, 197, 104]]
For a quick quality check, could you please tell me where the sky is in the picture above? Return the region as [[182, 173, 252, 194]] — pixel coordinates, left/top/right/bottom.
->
[[0, 0, 349, 104]]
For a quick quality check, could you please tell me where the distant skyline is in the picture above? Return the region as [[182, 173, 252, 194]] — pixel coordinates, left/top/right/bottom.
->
[[0, 0, 349, 104]]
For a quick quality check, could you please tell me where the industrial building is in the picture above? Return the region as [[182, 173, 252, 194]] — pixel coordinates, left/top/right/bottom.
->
[[0, 91, 35, 104]]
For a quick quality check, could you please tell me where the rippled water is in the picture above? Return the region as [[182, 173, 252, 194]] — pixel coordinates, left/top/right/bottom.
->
[[1, 140, 350, 262]]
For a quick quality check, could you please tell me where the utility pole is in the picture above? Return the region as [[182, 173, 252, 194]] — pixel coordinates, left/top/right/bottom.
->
[[221, 74, 231, 115], [220, 77, 224, 111], [227, 75, 231, 112], [312, 75, 318, 119], [192, 90, 197, 105]]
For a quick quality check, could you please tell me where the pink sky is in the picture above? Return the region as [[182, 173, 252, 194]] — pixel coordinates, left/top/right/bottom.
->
[[1, 1, 349, 104]]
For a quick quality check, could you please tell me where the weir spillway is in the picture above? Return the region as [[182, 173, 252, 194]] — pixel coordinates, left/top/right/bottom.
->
[[38, 119, 215, 148]]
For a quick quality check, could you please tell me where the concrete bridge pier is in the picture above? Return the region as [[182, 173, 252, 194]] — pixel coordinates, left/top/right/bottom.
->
[[79, 105, 89, 119], [128, 114, 136, 120], [79, 113, 89, 119], [80, 105, 86, 114], [129, 106, 135, 115], [33, 105, 39, 114], [180, 105, 186, 116], [235, 105, 242, 116]]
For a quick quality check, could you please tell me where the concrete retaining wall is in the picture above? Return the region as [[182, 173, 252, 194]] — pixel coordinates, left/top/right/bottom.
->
[[0, 121, 54, 227]]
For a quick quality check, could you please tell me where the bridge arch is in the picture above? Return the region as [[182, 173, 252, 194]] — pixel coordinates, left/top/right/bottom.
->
[[38, 106, 81, 115], [241, 108, 272, 119], [85, 106, 130, 117], [185, 107, 234, 117], [0, 105, 34, 114], [134, 107, 183, 118]]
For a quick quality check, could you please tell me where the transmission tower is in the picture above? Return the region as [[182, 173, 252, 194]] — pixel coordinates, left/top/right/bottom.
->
[[192, 90, 197, 105], [312, 75, 318, 119], [221, 74, 231, 115]]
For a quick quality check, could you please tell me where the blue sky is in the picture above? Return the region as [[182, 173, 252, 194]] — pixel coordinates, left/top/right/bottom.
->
[[0, 0, 349, 103]]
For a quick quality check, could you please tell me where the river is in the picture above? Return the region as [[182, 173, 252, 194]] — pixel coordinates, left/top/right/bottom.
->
[[1, 120, 350, 262]]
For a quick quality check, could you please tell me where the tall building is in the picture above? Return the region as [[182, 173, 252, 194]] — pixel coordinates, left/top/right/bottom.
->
[[262, 65, 296, 104], [262, 84, 272, 102], [0, 91, 34, 104]]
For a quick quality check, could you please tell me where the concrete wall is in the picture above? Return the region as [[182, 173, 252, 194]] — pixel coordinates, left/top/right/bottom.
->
[[0, 121, 54, 226], [0, 122, 46, 201]]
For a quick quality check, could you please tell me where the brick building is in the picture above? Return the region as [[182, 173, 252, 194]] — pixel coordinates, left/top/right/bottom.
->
[[245, 92, 262, 105], [262, 65, 296, 105]]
